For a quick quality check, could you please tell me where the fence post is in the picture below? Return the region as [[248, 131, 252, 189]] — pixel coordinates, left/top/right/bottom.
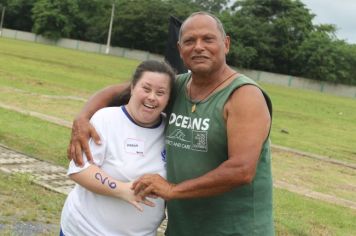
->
[[320, 82, 325, 92], [288, 76, 293, 87], [256, 71, 261, 81]]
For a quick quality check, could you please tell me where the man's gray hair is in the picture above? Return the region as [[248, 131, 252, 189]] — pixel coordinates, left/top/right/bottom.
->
[[178, 11, 227, 43]]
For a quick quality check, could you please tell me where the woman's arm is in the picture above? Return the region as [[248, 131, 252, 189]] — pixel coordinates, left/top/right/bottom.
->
[[70, 164, 154, 211]]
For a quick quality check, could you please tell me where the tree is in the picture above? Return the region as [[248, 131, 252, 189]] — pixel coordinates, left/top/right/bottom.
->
[[1, 0, 36, 31], [111, 0, 172, 53], [229, 0, 315, 74], [70, 0, 113, 42], [193, 0, 229, 13], [294, 25, 356, 85], [32, 0, 79, 39]]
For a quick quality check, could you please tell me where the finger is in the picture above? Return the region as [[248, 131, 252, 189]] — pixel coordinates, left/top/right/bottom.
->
[[131, 201, 143, 212], [70, 144, 76, 163], [139, 185, 156, 199], [90, 125, 102, 145], [142, 198, 155, 207], [67, 139, 74, 160], [147, 194, 158, 199], [70, 142, 76, 162], [67, 140, 72, 160], [74, 143, 84, 167], [82, 142, 93, 164], [131, 178, 141, 190], [133, 182, 147, 195]]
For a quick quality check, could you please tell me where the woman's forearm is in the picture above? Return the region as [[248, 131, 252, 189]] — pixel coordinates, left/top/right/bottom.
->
[[69, 164, 126, 198]]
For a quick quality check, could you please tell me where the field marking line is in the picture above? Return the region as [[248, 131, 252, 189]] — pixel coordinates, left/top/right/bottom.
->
[[0, 102, 72, 128], [274, 180, 356, 210], [0, 86, 87, 102]]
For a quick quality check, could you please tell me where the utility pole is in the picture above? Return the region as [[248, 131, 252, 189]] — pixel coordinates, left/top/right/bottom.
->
[[0, 6, 5, 37], [105, 3, 115, 54]]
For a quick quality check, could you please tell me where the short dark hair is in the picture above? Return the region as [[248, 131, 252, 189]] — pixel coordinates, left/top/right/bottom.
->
[[112, 60, 176, 106]]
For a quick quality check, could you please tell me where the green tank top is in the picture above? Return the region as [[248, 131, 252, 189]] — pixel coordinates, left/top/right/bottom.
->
[[165, 73, 274, 236]]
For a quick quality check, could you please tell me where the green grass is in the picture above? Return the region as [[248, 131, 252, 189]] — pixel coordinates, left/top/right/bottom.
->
[[274, 188, 356, 236], [272, 150, 356, 203], [0, 37, 355, 235], [1, 172, 354, 236], [0, 172, 65, 235], [0, 37, 138, 96], [0, 107, 69, 166], [262, 82, 356, 164]]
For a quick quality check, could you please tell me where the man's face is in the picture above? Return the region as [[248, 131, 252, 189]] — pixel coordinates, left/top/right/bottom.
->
[[178, 14, 230, 75]]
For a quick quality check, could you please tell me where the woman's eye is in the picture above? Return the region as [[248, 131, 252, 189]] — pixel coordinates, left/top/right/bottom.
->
[[156, 91, 165, 96]]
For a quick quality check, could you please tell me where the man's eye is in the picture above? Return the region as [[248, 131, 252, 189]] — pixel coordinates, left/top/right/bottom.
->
[[205, 37, 214, 42], [184, 39, 194, 45]]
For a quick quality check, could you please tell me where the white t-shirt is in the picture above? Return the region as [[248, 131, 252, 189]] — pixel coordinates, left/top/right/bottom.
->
[[61, 106, 167, 236]]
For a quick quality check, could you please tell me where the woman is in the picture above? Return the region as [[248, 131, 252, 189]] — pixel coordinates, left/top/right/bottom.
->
[[60, 60, 175, 236]]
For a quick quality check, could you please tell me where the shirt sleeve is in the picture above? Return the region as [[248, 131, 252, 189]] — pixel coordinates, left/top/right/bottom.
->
[[67, 110, 107, 175]]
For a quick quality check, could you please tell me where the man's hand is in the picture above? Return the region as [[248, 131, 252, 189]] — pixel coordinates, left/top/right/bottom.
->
[[67, 116, 101, 166], [119, 182, 155, 212], [132, 174, 175, 201]]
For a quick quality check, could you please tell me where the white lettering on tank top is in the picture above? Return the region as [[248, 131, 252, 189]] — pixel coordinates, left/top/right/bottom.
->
[[169, 113, 210, 131]]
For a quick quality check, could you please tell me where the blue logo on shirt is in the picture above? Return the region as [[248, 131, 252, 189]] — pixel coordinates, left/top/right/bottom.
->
[[161, 149, 166, 162]]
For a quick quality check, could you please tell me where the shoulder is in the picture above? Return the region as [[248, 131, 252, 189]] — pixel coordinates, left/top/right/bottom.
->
[[91, 106, 122, 124], [224, 85, 270, 120], [176, 73, 191, 86]]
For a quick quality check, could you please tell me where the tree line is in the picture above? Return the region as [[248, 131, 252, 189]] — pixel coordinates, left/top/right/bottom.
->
[[1, 0, 356, 85]]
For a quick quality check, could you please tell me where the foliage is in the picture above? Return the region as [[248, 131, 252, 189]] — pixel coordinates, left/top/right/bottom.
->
[[229, 0, 314, 74], [1, 0, 36, 31], [32, 0, 79, 39]]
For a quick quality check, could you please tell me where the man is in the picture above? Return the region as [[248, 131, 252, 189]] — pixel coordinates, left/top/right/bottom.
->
[[68, 12, 274, 236]]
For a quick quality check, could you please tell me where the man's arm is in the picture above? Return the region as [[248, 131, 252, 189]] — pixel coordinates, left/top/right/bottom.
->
[[67, 83, 129, 166], [70, 164, 154, 211], [133, 85, 271, 200]]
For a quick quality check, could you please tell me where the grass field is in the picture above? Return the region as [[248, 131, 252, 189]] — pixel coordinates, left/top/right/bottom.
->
[[1, 37, 355, 235]]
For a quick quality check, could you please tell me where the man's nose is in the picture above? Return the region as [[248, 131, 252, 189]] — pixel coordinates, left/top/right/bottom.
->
[[194, 39, 204, 51]]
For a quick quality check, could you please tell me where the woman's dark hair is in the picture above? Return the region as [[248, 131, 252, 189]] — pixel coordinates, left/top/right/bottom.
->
[[108, 60, 176, 107]]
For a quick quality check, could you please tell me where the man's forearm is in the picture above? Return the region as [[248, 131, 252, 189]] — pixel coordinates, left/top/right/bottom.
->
[[77, 84, 129, 120], [169, 161, 250, 200]]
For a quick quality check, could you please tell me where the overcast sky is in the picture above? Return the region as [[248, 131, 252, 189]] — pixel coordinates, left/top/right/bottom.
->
[[301, 0, 356, 44]]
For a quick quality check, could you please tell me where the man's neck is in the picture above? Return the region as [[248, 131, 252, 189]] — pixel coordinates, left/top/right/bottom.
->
[[188, 65, 236, 101], [190, 65, 233, 88]]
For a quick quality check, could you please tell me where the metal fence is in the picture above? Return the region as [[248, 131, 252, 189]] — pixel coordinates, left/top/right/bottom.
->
[[1, 28, 356, 99]]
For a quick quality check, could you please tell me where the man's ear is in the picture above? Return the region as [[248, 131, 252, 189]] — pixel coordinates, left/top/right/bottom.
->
[[177, 42, 183, 59], [224, 35, 231, 55]]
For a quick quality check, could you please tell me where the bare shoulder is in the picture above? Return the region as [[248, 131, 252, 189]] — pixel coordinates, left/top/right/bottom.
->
[[224, 85, 270, 120]]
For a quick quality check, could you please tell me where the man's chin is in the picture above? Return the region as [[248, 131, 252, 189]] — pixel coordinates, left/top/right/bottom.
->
[[189, 65, 212, 74]]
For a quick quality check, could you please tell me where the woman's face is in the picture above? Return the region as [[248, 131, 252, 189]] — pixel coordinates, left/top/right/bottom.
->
[[127, 71, 171, 127]]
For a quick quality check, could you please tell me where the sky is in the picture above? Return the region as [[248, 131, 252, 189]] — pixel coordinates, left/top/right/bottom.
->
[[301, 0, 356, 44]]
